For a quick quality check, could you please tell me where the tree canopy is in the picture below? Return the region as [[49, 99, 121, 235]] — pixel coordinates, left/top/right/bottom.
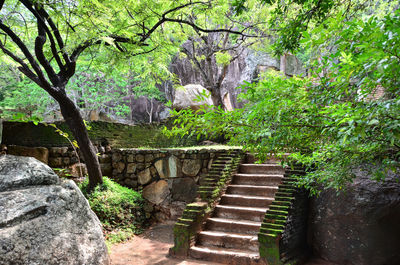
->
[[167, 5, 400, 193]]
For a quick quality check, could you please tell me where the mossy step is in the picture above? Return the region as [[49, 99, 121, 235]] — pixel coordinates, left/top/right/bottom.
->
[[263, 213, 287, 221], [267, 209, 289, 215], [274, 196, 294, 202], [278, 188, 296, 193], [176, 218, 193, 225], [269, 205, 290, 211], [181, 209, 204, 218], [275, 191, 293, 197], [278, 184, 296, 189], [198, 186, 215, 191], [261, 223, 285, 230], [262, 219, 286, 226], [259, 227, 283, 236], [271, 200, 291, 207]]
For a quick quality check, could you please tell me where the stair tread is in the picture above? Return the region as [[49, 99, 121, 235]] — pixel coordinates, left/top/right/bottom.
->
[[222, 194, 274, 200], [191, 246, 259, 257], [208, 217, 262, 226], [228, 184, 279, 189], [199, 230, 258, 240], [234, 173, 284, 177], [240, 163, 281, 166], [215, 205, 268, 212]]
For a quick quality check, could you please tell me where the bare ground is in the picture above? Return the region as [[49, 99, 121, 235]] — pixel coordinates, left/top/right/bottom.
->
[[110, 221, 336, 265]]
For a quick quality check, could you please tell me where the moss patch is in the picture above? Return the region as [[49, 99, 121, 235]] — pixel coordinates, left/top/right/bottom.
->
[[79, 177, 148, 245]]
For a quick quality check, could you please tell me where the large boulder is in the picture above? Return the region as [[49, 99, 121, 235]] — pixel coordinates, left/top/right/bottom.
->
[[0, 155, 109, 265], [309, 167, 400, 265], [173, 84, 213, 110]]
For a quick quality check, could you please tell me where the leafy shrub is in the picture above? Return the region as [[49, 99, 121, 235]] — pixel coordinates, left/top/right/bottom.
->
[[79, 177, 148, 244]]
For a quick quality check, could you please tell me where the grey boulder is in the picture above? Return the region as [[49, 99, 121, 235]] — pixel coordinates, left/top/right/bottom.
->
[[0, 155, 109, 265]]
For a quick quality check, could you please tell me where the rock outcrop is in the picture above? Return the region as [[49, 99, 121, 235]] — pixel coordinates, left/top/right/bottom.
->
[[0, 155, 109, 265], [173, 84, 214, 110], [309, 167, 400, 265]]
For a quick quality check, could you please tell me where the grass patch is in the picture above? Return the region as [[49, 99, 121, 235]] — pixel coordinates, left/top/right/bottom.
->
[[79, 177, 148, 246]]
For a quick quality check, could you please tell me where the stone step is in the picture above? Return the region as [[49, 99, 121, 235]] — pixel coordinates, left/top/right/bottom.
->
[[214, 205, 268, 222], [226, 185, 279, 197], [220, 194, 274, 208], [232, 174, 283, 186], [239, 164, 284, 174], [198, 231, 259, 252], [189, 246, 263, 265], [205, 217, 261, 235]]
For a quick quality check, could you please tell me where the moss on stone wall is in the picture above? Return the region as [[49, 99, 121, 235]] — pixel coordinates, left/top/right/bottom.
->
[[2, 120, 198, 148]]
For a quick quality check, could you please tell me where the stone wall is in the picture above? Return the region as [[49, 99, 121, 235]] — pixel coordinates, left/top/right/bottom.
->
[[258, 168, 310, 265], [279, 187, 310, 263], [110, 148, 237, 221], [3, 142, 240, 222]]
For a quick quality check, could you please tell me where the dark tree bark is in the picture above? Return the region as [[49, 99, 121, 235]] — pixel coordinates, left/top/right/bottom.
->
[[56, 91, 103, 190]]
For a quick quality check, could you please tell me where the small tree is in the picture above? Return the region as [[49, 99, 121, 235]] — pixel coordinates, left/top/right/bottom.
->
[[0, 0, 263, 189]]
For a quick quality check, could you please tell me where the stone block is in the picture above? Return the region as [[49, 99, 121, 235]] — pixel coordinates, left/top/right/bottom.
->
[[127, 154, 135, 163], [112, 152, 122, 162], [145, 154, 154, 162], [142, 180, 169, 205], [138, 168, 152, 185], [136, 154, 144, 162], [182, 159, 201, 177], [126, 163, 136, 174], [62, 157, 70, 166], [49, 157, 63, 167], [7, 145, 49, 164]]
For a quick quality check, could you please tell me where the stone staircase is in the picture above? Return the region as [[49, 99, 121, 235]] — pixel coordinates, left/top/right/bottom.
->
[[189, 157, 285, 264]]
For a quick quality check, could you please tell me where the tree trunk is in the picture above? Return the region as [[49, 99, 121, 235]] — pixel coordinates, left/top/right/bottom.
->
[[56, 91, 103, 191], [210, 88, 225, 110]]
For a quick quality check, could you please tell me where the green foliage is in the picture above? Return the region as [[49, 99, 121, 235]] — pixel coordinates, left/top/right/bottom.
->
[[79, 177, 148, 244], [168, 10, 400, 194]]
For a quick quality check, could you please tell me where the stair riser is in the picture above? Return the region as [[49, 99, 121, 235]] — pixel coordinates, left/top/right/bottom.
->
[[239, 165, 284, 174], [220, 196, 273, 208], [226, 186, 278, 197], [214, 207, 266, 222], [206, 220, 260, 235], [189, 249, 264, 265], [198, 234, 259, 252], [233, 176, 283, 186]]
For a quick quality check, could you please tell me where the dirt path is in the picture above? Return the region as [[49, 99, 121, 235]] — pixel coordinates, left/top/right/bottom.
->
[[110, 221, 335, 265], [110, 221, 222, 265]]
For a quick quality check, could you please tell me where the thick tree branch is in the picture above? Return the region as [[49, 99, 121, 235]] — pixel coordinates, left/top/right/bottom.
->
[[19, 0, 67, 74], [0, 40, 42, 87], [0, 20, 52, 91], [35, 19, 61, 86]]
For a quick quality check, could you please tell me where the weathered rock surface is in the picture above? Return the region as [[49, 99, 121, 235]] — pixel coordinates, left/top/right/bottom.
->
[[155, 156, 181, 179], [182, 159, 201, 177], [138, 168, 152, 185], [6, 145, 49, 164], [142, 180, 169, 205], [309, 167, 400, 265], [173, 84, 213, 110], [0, 155, 109, 265]]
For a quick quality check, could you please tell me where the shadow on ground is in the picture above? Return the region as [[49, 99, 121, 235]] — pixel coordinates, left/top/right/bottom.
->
[[110, 221, 337, 265]]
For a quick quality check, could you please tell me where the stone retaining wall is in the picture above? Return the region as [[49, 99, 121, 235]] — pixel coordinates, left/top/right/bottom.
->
[[2, 143, 240, 222], [111, 148, 238, 221]]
